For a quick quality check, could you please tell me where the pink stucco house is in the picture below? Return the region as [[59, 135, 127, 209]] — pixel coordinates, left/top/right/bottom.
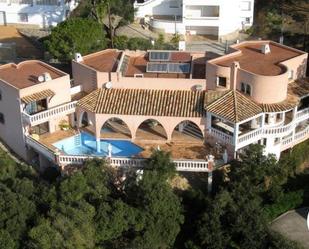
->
[[0, 40, 308, 173]]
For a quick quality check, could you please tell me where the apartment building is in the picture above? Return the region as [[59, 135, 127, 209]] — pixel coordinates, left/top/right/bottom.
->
[[0, 40, 307, 173], [0, 0, 77, 27], [134, 0, 254, 41]]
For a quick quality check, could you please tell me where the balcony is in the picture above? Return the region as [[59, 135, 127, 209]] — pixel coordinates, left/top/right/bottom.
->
[[22, 101, 77, 126], [208, 127, 234, 145]]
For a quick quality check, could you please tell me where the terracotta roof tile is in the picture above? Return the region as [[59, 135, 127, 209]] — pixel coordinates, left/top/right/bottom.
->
[[21, 89, 55, 104], [206, 91, 262, 122], [77, 88, 206, 117]]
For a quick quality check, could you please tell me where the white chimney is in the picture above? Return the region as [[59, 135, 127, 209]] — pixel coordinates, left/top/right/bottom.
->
[[74, 53, 83, 62], [261, 44, 271, 54], [43, 72, 52, 82]]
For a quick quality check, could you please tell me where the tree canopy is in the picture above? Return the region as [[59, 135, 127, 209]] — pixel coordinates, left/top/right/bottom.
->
[[1, 141, 309, 248], [44, 18, 107, 62]]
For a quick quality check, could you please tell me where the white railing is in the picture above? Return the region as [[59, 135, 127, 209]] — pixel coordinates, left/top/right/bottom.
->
[[25, 136, 56, 161], [209, 128, 234, 145], [296, 107, 309, 121], [237, 128, 263, 144], [295, 127, 309, 141], [174, 160, 209, 172], [236, 108, 309, 148], [263, 122, 295, 136], [59, 155, 210, 172], [22, 101, 77, 126], [281, 126, 309, 151]]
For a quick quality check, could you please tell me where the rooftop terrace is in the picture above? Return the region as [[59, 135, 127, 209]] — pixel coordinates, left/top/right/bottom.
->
[[0, 61, 65, 89], [82, 50, 122, 72], [214, 41, 304, 76]]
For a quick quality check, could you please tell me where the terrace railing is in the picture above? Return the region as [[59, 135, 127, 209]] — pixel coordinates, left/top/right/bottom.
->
[[235, 107, 309, 149], [281, 126, 309, 151], [208, 128, 234, 145], [58, 155, 211, 172], [22, 101, 77, 126]]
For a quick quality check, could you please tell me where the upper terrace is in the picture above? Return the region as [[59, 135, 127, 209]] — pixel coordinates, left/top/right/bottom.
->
[[214, 41, 304, 76], [0, 61, 66, 89]]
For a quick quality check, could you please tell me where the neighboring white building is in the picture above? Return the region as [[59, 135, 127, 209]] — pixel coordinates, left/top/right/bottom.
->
[[134, 0, 254, 41], [0, 0, 77, 28]]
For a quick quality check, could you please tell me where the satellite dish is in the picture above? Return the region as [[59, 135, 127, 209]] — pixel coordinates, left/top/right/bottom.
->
[[194, 85, 203, 91], [38, 75, 44, 82], [105, 82, 112, 89]]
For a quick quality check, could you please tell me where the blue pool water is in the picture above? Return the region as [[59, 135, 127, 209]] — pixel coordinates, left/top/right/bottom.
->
[[53, 132, 143, 157]]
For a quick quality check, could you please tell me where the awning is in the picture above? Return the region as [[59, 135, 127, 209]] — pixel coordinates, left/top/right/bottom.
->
[[21, 89, 55, 104]]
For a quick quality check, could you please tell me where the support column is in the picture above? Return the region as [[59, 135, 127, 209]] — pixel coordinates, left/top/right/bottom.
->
[[233, 123, 239, 148], [208, 171, 213, 193], [96, 138, 101, 152]]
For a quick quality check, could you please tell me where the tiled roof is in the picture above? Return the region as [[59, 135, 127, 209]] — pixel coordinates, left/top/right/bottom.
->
[[78, 88, 206, 117], [260, 102, 296, 113], [206, 90, 263, 122], [204, 90, 229, 105], [288, 78, 309, 98], [21, 89, 55, 104]]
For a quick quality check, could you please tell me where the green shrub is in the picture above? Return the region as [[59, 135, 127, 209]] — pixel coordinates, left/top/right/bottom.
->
[[264, 190, 304, 221]]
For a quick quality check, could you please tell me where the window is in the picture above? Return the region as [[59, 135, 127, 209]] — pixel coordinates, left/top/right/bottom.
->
[[288, 70, 294, 80], [0, 113, 4, 124], [25, 99, 47, 115], [240, 82, 252, 95], [240, 1, 251, 11], [217, 76, 227, 87], [30, 122, 49, 135], [18, 13, 28, 22], [169, 0, 179, 8], [245, 84, 251, 95]]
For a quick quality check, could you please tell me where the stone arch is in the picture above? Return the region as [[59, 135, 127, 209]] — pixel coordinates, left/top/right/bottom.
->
[[100, 117, 132, 139], [78, 111, 92, 128], [135, 118, 168, 141], [171, 120, 204, 142]]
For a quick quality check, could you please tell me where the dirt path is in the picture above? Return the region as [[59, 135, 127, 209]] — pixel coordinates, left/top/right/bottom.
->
[[0, 25, 42, 59]]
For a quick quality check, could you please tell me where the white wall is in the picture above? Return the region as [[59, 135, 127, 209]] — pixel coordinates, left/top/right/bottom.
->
[[135, 0, 255, 38], [134, 0, 182, 18], [0, 0, 77, 27]]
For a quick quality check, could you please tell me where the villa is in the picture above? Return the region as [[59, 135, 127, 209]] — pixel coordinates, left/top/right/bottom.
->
[[0, 40, 308, 174], [134, 0, 254, 41]]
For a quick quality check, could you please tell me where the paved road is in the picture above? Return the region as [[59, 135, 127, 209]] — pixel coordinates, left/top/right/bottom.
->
[[271, 207, 309, 248]]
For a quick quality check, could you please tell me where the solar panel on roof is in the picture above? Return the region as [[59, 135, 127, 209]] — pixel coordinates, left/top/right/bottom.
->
[[146, 63, 168, 73], [149, 51, 171, 61], [168, 63, 191, 73]]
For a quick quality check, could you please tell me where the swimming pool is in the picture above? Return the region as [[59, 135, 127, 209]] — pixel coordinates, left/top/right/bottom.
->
[[53, 132, 143, 157]]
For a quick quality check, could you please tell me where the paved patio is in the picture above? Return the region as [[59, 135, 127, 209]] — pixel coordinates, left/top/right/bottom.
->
[[271, 207, 309, 248]]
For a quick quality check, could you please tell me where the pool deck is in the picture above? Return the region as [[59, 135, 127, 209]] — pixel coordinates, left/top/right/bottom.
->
[[38, 129, 213, 160]]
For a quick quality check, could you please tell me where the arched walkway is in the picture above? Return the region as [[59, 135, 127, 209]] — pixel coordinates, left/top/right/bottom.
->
[[135, 119, 168, 141], [171, 120, 204, 142], [100, 117, 132, 139], [79, 111, 90, 127]]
